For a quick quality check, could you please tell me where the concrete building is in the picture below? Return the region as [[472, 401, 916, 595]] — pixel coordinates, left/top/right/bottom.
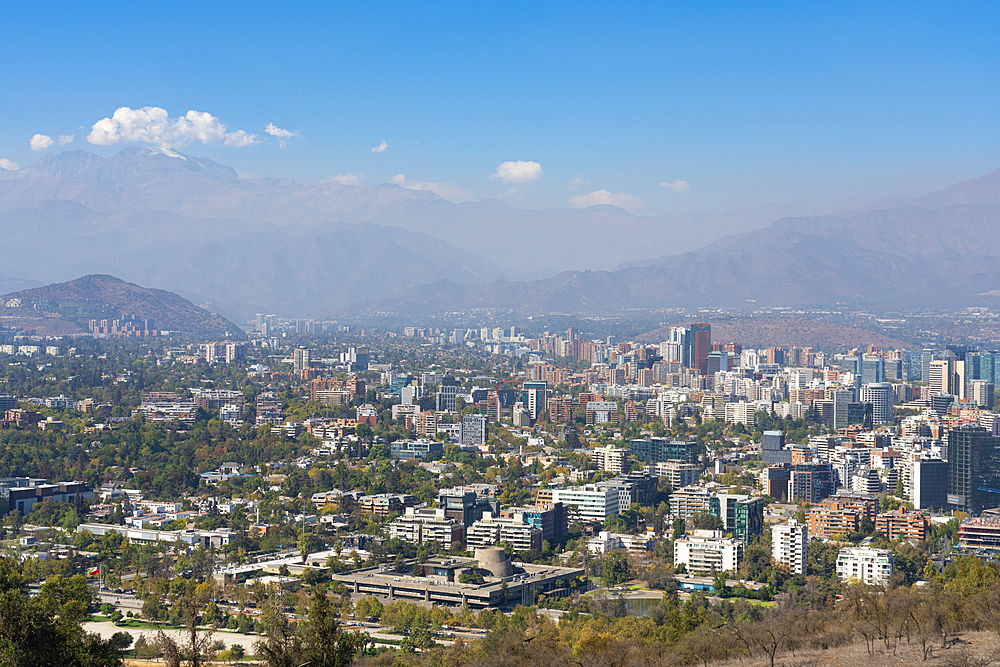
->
[[860, 383, 894, 425], [589, 445, 630, 475], [674, 529, 743, 574], [388, 506, 464, 549], [651, 461, 701, 490], [875, 507, 929, 542], [836, 546, 894, 586], [465, 511, 542, 552], [771, 520, 808, 575], [551, 485, 620, 522]]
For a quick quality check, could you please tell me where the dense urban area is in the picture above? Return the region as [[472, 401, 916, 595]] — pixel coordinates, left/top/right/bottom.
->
[[1, 312, 1000, 666]]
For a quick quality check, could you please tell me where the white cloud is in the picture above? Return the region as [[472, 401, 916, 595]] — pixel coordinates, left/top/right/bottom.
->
[[265, 123, 300, 147], [371, 140, 388, 154], [568, 176, 590, 187], [0, 158, 18, 170], [660, 180, 690, 192], [387, 174, 473, 202], [57, 135, 74, 145], [87, 106, 260, 149], [492, 160, 542, 184], [568, 189, 646, 212], [325, 173, 359, 185], [30, 134, 54, 151]]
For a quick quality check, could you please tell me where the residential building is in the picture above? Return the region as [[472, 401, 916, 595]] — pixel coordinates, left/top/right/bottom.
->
[[388, 506, 464, 549], [670, 485, 713, 526], [551, 485, 620, 522], [651, 461, 701, 490], [459, 414, 487, 446], [875, 507, 929, 542], [836, 546, 894, 585], [465, 511, 542, 552], [674, 529, 742, 574], [589, 444, 630, 474], [771, 520, 808, 575], [629, 437, 700, 465]]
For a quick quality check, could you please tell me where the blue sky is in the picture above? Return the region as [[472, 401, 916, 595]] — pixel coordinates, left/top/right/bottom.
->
[[2, 1, 999, 214]]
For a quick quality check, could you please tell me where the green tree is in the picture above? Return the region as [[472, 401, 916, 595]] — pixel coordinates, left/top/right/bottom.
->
[[601, 551, 630, 587]]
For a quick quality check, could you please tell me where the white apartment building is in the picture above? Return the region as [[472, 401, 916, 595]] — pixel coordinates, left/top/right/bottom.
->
[[551, 485, 620, 522], [674, 529, 743, 574], [589, 445, 630, 475], [836, 546, 894, 586], [465, 511, 542, 552], [771, 519, 808, 575], [387, 506, 464, 550], [651, 462, 701, 490]]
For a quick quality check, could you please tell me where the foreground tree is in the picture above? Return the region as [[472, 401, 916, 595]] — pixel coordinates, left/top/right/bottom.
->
[[0, 558, 124, 666]]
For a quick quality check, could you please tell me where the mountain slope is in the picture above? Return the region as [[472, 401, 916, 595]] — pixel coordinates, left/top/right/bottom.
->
[[347, 196, 1000, 315], [1, 275, 241, 336]]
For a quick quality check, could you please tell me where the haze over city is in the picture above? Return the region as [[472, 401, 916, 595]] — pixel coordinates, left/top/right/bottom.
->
[[4, 4, 1000, 667]]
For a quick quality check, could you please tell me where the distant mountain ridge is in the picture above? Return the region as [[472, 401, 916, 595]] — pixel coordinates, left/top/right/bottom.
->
[[347, 175, 1000, 315], [0, 148, 827, 317], [0, 275, 241, 336], [4, 147, 1000, 317]]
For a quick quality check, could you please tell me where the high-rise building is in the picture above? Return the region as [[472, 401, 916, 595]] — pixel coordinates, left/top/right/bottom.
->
[[860, 383, 894, 424], [690, 323, 711, 376], [761, 430, 790, 465], [970, 380, 995, 410], [948, 426, 1000, 514], [832, 389, 854, 430], [910, 458, 948, 510], [772, 520, 808, 575], [522, 382, 547, 421], [861, 355, 885, 384], [292, 348, 311, 374]]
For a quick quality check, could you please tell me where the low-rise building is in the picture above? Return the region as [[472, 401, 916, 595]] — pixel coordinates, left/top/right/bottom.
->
[[875, 507, 929, 542]]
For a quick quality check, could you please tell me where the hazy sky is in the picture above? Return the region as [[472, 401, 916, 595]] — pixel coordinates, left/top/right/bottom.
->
[[2, 1, 999, 215]]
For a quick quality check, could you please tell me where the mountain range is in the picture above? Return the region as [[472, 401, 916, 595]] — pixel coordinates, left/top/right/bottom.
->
[[2, 147, 1000, 319]]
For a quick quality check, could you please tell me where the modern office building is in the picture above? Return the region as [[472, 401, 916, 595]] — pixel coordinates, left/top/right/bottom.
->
[[761, 430, 791, 465], [710, 494, 765, 544], [860, 383, 894, 424], [522, 382, 547, 421], [948, 426, 1000, 514], [910, 458, 948, 510], [629, 437, 700, 465], [690, 324, 712, 376]]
